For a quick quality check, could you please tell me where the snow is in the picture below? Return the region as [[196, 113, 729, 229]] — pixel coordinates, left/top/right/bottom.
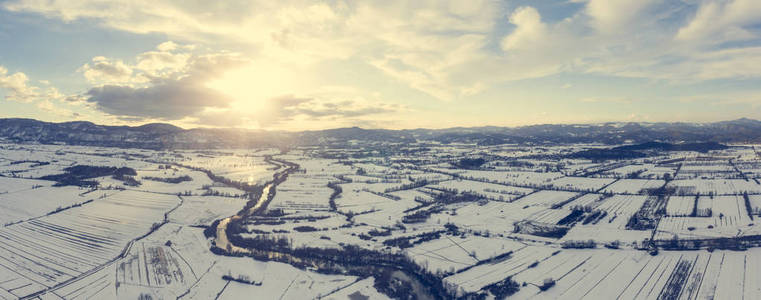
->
[[3, 143, 761, 299]]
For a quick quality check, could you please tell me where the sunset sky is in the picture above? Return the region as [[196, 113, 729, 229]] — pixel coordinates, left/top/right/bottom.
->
[[1, 0, 761, 130]]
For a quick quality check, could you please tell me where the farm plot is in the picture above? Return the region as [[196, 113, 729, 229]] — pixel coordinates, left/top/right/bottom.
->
[[103, 223, 219, 299], [269, 158, 354, 212], [353, 163, 397, 176], [657, 195, 753, 239], [639, 165, 677, 179], [560, 160, 603, 175], [431, 180, 532, 201], [561, 195, 652, 243], [0, 160, 70, 178], [561, 225, 652, 245], [180, 153, 277, 185], [0, 185, 106, 225], [0, 176, 52, 194], [241, 212, 347, 235], [116, 242, 194, 296], [269, 174, 334, 212], [590, 195, 648, 229], [459, 170, 564, 188], [168, 195, 247, 226], [525, 208, 573, 224], [179, 255, 359, 300], [599, 179, 664, 194], [405, 236, 526, 274], [668, 179, 761, 195], [510, 250, 592, 289], [134, 168, 214, 195], [546, 177, 615, 192], [351, 197, 420, 227], [603, 164, 649, 178], [656, 217, 728, 239], [685, 250, 761, 300], [562, 193, 607, 210], [447, 202, 546, 235], [710, 251, 745, 299], [389, 189, 434, 204], [0, 190, 179, 298], [552, 250, 666, 299], [696, 196, 713, 216], [666, 196, 695, 217], [513, 190, 579, 207], [521, 250, 679, 300], [442, 245, 558, 295], [407, 172, 452, 182], [319, 277, 390, 300], [742, 249, 761, 300], [710, 195, 751, 227], [45, 216, 213, 300], [216, 260, 359, 300], [677, 163, 738, 180], [39, 263, 119, 300], [335, 188, 398, 214]]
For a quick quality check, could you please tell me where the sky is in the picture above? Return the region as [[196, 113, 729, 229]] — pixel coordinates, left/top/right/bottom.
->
[[1, 0, 761, 131]]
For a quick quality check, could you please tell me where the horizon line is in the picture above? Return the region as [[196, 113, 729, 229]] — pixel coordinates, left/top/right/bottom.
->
[[1, 116, 759, 133]]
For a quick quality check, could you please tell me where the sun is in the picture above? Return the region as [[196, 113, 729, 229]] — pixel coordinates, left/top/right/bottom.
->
[[206, 60, 311, 114]]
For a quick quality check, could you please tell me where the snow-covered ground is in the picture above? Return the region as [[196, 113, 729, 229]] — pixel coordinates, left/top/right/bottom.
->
[[1, 143, 760, 299]]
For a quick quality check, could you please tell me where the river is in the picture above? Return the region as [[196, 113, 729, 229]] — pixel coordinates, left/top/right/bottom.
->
[[210, 160, 443, 299]]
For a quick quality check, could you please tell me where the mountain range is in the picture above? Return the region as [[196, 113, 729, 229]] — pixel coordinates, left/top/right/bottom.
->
[[1, 118, 761, 149]]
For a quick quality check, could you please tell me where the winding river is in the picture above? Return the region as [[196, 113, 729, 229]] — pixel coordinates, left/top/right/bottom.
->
[[210, 159, 441, 299]]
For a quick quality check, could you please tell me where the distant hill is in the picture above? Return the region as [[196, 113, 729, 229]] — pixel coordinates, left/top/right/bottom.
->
[[1, 118, 761, 149]]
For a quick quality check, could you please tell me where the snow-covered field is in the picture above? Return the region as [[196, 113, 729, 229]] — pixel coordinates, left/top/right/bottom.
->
[[0, 143, 760, 299]]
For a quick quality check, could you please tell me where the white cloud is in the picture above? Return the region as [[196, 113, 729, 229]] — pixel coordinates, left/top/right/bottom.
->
[[79, 56, 133, 84], [585, 0, 657, 33], [1, 65, 70, 121], [156, 41, 178, 52], [0, 66, 35, 102], [4, 0, 761, 114], [3, 0, 501, 101], [135, 50, 190, 76], [0, 65, 62, 103], [81, 48, 249, 121], [246, 95, 404, 129], [501, 7, 548, 51], [676, 0, 761, 43]]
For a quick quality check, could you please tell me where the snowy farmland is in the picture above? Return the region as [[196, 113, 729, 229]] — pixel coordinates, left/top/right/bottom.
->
[[2, 142, 761, 299]]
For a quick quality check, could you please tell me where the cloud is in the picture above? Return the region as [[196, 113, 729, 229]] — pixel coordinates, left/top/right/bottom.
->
[[0, 66, 36, 102], [83, 51, 248, 120], [585, 0, 657, 33], [676, 0, 761, 43], [79, 42, 195, 85], [3, 0, 501, 101], [85, 79, 232, 120], [0, 65, 62, 103], [173, 94, 403, 129], [135, 43, 192, 76], [501, 7, 548, 51], [5, 0, 761, 113], [255, 95, 401, 126], [79, 56, 133, 83], [157, 41, 178, 52]]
